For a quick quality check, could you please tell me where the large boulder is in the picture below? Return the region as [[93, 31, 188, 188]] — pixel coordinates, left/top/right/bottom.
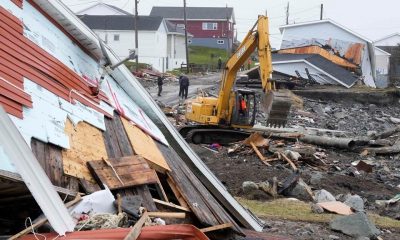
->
[[330, 212, 380, 238]]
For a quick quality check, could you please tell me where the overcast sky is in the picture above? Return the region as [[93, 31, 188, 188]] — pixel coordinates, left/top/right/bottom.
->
[[63, 0, 400, 48]]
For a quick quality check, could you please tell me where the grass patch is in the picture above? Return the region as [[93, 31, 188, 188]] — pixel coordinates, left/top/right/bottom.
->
[[237, 198, 400, 229], [189, 46, 229, 65]]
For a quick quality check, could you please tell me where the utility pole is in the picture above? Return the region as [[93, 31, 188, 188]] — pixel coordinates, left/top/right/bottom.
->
[[320, 3, 324, 20], [134, 0, 139, 72], [225, 4, 229, 57], [286, 2, 289, 25], [183, 0, 189, 73]]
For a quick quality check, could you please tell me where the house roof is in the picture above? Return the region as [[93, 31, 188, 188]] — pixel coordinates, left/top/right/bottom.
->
[[279, 19, 372, 43], [165, 20, 192, 36], [76, 2, 132, 15], [79, 15, 164, 31], [150, 6, 235, 23], [272, 53, 359, 88], [374, 33, 400, 44], [374, 46, 391, 56]]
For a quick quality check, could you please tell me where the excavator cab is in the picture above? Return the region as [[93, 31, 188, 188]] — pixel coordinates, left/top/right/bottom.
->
[[231, 89, 256, 127]]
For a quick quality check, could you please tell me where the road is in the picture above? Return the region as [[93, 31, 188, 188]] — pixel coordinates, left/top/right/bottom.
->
[[149, 73, 221, 106]]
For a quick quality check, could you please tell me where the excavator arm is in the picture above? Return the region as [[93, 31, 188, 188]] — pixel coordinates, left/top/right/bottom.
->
[[216, 16, 274, 123]]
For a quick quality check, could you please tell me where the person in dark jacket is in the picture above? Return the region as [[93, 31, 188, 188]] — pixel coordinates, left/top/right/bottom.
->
[[157, 74, 164, 96], [180, 75, 189, 99], [178, 75, 183, 98], [217, 57, 222, 71]]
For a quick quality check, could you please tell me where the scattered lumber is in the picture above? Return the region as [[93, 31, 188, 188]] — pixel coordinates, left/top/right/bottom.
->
[[278, 152, 298, 171], [370, 125, 400, 140], [200, 223, 234, 233], [250, 142, 271, 166], [364, 140, 400, 155]]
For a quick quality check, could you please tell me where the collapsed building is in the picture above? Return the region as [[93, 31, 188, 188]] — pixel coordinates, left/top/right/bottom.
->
[[0, 0, 264, 238], [271, 19, 386, 88]]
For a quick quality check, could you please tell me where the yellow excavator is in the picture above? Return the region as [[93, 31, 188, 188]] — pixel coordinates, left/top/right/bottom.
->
[[180, 16, 293, 144]]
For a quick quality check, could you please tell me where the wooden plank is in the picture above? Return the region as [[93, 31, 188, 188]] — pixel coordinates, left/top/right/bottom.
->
[[200, 223, 234, 233], [152, 198, 191, 212], [147, 212, 186, 219], [123, 211, 149, 240], [166, 175, 190, 209], [62, 119, 108, 181], [121, 118, 171, 172], [114, 116, 134, 156], [250, 142, 271, 166], [278, 152, 298, 171], [87, 156, 159, 190], [159, 143, 241, 234]]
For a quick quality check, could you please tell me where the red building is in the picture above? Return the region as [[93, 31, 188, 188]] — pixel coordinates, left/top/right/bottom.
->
[[150, 6, 235, 50]]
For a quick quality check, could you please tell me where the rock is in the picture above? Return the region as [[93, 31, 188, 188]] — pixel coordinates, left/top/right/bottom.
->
[[390, 116, 400, 124], [313, 105, 325, 115], [324, 106, 332, 113], [284, 150, 301, 161], [367, 130, 377, 137], [369, 104, 377, 112], [314, 189, 336, 203], [344, 194, 364, 212], [328, 235, 340, 240], [311, 203, 324, 214], [242, 181, 259, 194], [334, 111, 346, 119], [330, 212, 380, 238], [337, 120, 347, 130], [287, 178, 313, 201], [309, 172, 323, 185]]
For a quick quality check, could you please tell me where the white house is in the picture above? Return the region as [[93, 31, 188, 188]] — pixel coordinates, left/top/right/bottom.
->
[[375, 33, 400, 47], [279, 19, 377, 88], [78, 5, 189, 72], [77, 2, 132, 15]]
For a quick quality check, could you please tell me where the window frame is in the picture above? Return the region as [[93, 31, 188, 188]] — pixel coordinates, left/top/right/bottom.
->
[[202, 22, 218, 30], [217, 39, 225, 45]]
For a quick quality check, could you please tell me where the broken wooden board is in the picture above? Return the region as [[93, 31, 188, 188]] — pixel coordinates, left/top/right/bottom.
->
[[317, 201, 353, 215], [62, 119, 108, 181], [121, 118, 171, 172], [87, 156, 159, 190], [243, 132, 269, 147]]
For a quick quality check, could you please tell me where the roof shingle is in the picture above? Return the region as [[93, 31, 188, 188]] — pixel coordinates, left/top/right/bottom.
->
[[150, 6, 234, 21], [78, 15, 163, 31]]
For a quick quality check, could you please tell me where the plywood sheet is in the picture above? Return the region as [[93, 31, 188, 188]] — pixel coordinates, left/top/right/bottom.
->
[[62, 119, 108, 181], [121, 118, 170, 172], [87, 156, 158, 190]]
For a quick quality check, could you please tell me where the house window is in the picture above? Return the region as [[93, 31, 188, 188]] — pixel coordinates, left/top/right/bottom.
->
[[177, 24, 185, 29], [217, 40, 224, 44], [202, 22, 218, 30], [114, 34, 120, 41]]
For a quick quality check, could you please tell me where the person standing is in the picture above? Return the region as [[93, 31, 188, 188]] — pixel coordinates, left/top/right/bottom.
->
[[157, 74, 164, 96], [178, 75, 183, 98], [180, 75, 189, 99], [217, 57, 222, 71]]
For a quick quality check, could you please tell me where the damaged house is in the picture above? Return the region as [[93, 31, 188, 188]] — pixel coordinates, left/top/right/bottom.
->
[[274, 19, 378, 88], [0, 0, 262, 238]]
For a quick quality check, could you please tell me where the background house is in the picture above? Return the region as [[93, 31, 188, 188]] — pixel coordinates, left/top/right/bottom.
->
[[79, 14, 189, 72], [77, 2, 132, 15], [278, 19, 377, 88], [375, 33, 400, 86], [150, 6, 235, 51]]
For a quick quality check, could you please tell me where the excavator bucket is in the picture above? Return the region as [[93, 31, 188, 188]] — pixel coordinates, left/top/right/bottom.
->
[[261, 90, 293, 127]]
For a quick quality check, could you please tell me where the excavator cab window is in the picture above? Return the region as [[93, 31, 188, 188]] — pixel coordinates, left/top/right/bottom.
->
[[231, 90, 256, 127]]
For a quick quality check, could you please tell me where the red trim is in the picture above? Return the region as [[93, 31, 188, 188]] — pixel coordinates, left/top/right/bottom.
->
[[0, 6, 112, 119], [11, 0, 23, 8]]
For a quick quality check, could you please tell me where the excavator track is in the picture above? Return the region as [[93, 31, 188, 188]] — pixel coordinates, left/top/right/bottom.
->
[[179, 126, 251, 145], [262, 90, 293, 127]]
